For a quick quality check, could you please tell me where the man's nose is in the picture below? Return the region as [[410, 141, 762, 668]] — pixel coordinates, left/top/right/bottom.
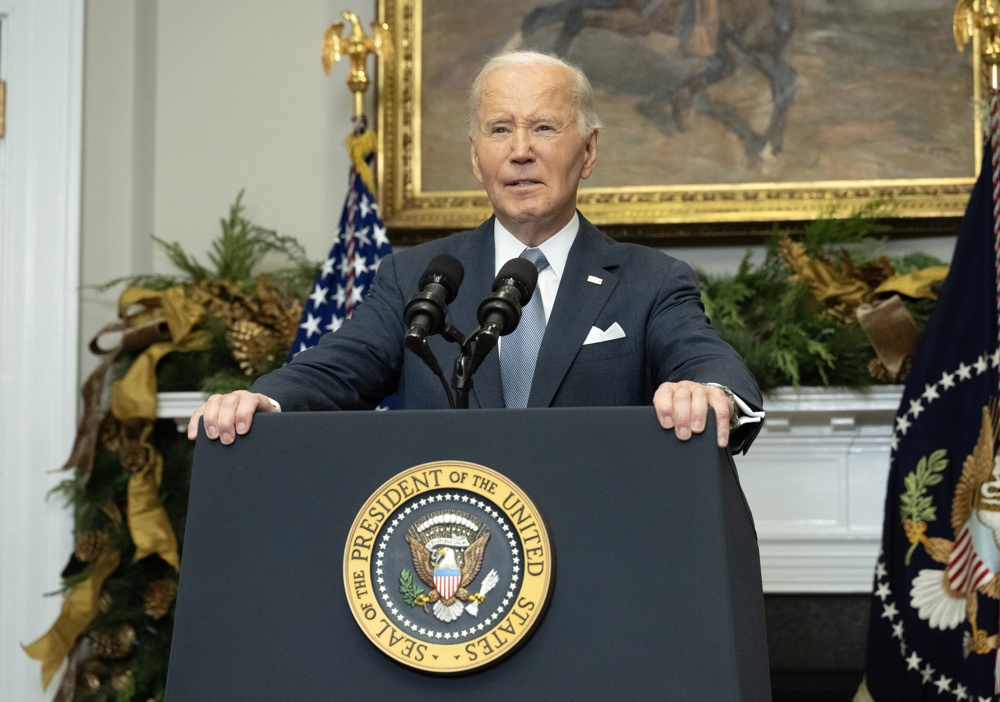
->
[[510, 128, 535, 161]]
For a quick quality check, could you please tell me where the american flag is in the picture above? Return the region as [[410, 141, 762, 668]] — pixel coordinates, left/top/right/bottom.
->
[[290, 122, 391, 357], [859, 143, 1000, 701]]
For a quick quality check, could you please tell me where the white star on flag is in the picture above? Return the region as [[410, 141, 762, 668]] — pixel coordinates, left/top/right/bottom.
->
[[934, 675, 952, 694], [939, 370, 956, 389], [308, 284, 329, 307], [974, 354, 988, 374], [895, 415, 912, 435], [300, 313, 322, 338]]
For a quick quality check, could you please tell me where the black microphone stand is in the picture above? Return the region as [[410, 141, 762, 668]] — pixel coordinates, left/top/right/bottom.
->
[[404, 322, 499, 410], [451, 326, 496, 409], [404, 326, 458, 409]]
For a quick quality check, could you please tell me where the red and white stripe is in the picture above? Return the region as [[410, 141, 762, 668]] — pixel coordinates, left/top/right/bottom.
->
[[435, 573, 460, 600], [946, 526, 993, 593], [342, 182, 359, 318]]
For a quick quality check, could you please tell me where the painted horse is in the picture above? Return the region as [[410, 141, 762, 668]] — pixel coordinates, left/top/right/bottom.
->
[[508, 0, 798, 166]]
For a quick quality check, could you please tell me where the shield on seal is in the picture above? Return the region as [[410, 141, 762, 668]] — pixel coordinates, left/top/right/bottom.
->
[[434, 567, 461, 600]]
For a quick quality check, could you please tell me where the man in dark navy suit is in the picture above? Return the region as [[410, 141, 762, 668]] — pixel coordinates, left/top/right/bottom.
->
[[189, 51, 763, 451]]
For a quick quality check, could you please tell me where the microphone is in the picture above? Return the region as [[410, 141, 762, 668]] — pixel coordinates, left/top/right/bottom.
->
[[404, 255, 465, 342], [476, 257, 539, 342]]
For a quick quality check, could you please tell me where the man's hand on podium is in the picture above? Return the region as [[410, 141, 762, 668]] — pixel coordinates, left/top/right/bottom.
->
[[188, 390, 278, 445], [653, 380, 735, 449]]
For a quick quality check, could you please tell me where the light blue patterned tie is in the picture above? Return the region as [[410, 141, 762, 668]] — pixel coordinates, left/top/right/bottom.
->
[[501, 248, 550, 408]]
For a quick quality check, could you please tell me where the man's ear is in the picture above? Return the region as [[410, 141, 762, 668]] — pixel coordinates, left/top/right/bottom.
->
[[470, 138, 485, 186], [580, 129, 599, 180]]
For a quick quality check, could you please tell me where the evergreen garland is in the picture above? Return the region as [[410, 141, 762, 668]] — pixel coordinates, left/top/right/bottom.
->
[[698, 204, 945, 390]]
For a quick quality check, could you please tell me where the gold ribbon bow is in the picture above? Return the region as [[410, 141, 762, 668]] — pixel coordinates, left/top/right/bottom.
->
[[111, 286, 210, 421]]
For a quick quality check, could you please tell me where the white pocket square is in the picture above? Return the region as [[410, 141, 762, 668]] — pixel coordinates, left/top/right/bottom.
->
[[583, 322, 626, 345]]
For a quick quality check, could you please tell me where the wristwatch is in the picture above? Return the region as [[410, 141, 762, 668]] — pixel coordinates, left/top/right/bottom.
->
[[701, 383, 741, 430]]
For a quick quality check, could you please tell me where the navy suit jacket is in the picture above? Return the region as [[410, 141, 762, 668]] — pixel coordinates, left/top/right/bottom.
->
[[252, 215, 763, 451]]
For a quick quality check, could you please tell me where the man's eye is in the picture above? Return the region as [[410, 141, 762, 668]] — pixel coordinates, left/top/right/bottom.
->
[[491, 126, 508, 134]]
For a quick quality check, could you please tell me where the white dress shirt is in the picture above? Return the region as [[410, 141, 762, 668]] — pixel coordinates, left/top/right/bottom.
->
[[492, 213, 578, 323]]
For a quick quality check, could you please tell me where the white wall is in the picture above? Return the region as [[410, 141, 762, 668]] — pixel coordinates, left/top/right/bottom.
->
[[80, 0, 156, 355], [0, 1, 82, 700]]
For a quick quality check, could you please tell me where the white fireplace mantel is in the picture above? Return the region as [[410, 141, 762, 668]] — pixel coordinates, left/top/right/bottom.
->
[[161, 386, 902, 595], [734, 386, 901, 594]]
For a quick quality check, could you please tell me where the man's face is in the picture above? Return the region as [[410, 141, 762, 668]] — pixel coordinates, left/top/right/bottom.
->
[[470, 64, 598, 245]]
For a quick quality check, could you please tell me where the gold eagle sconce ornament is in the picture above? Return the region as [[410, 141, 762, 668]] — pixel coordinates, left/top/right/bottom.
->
[[322, 11, 393, 116], [955, 0, 1000, 90]]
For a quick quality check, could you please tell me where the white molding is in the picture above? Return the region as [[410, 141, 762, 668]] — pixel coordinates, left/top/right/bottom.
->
[[161, 387, 902, 595], [758, 538, 880, 593], [734, 386, 901, 593], [157, 391, 210, 423], [0, 1, 83, 700], [760, 385, 904, 413]]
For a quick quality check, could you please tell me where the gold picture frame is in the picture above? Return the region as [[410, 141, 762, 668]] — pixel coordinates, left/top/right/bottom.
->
[[377, 0, 981, 242]]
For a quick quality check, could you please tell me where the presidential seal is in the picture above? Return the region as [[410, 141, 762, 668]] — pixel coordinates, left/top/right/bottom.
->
[[343, 461, 553, 674]]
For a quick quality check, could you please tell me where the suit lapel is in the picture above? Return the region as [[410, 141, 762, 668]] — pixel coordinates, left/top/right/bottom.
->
[[448, 219, 504, 409], [528, 219, 622, 407]]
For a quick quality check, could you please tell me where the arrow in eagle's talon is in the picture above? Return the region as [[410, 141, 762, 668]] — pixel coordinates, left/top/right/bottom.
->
[[464, 569, 500, 617]]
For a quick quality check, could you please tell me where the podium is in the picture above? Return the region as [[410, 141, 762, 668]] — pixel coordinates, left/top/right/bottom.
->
[[166, 407, 770, 701]]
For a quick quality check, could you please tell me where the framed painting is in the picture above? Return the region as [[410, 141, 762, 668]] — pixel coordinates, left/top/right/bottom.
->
[[376, 0, 980, 241]]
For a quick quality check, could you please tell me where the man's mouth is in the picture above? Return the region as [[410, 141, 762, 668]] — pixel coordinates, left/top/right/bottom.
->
[[508, 179, 540, 187]]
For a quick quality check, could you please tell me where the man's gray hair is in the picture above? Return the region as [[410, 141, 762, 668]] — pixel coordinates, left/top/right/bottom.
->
[[467, 50, 603, 138]]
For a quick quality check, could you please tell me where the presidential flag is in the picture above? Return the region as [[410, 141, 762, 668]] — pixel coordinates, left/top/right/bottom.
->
[[290, 120, 391, 357], [859, 142, 1000, 700]]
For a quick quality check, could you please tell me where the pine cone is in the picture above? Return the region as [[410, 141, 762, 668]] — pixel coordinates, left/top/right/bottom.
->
[[278, 300, 303, 345], [227, 319, 282, 376], [118, 437, 152, 473], [79, 658, 107, 691], [89, 625, 135, 660], [98, 416, 124, 452], [191, 279, 254, 327], [144, 579, 177, 620], [253, 276, 303, 343], [110, 667, 133, 692], [74, 531, 109, 562], [80, 670, 102, 691], [868, 357, 891, 383], [868, 356, 912, 384]]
